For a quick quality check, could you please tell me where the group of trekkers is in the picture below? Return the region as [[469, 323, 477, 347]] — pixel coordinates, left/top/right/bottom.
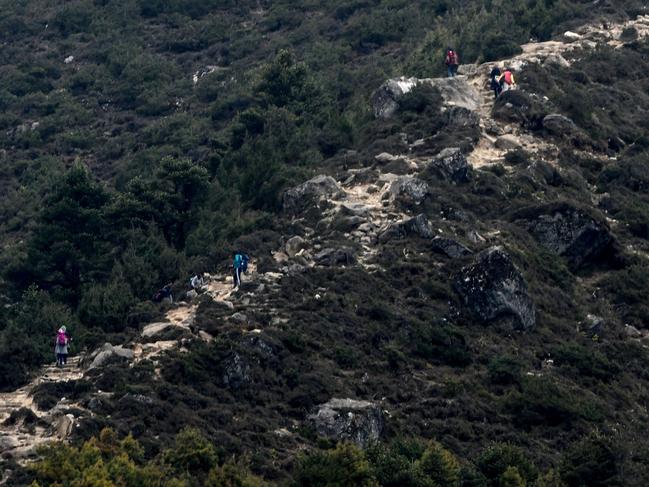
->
[[444, 47, 516, 97], [54, 251, 251, 367]]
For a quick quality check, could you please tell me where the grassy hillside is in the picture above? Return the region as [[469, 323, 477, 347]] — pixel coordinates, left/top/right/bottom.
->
[[1, 1, 649, 486]]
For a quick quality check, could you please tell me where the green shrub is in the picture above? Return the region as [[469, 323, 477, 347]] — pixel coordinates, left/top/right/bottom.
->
[[488, 356, 523, 386], [294, 443, 378, 487], [476, 443, 538, 486], [559, 434, 621, 487]]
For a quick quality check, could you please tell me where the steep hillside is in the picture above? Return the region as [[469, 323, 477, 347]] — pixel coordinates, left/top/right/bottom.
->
[[1, 2, 649, 486]]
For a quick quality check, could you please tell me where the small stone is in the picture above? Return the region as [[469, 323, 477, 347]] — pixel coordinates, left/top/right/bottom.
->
[[495, 134, 522, 150]]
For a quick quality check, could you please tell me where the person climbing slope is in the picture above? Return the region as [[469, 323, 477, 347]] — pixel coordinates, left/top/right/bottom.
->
[[54, 326, 70, 368], [499, 67, 516, 93], [444, 47, 459, 77], [153, 283, 173, 303], [232, 251, 250, 288], [490, 65, 502, 98], [190, 273, 204, 291]]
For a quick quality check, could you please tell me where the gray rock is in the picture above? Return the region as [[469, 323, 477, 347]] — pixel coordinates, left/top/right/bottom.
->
[[314, 248, 355, 267], [515, 204, 614, 269], [378, 214, 435, 242], [283, 175, 344, 211], [543, 54, 570, 69], [495, 134, 522, 150], [625, 325, 643, 338], [230, 312, 248, 324], [584, 314, 604, 337], [141, 322, 175, 338], [563, 31, 582, 42], [543, 113, 578, 136], [55, 414, 74, 439], [87, 343, 134, 370], [286, 236, 307, 257], [375, 152, 399, 162], [371, 76, 480, 119], [119, 393, 155, 405], [431, 236, 472, 258], [454, 247, 536, 331], [445, 106, 480, 129], [484, 118, 504, 136], [185, 290, 198, 301], [389, 176, 430, 206], [308, 398, 384, 447], [430, 148, 473, 183], [222, 352, 250, 390]]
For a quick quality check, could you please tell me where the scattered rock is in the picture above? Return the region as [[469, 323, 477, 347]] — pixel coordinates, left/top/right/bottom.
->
[[454, 247, 536, 331], [378, 214, 435, 242], [119, 393, 155, 405], [429, 148, 473, 183], [625, 325, 643, 338], [230, 312, 249, 324], [495, 134, 522, 150], [389, 176, 430, 206], [563, 31, 582, 42], [283, 175, 344, 212], [374, 152, 399, 163], [285, 236, 307, 257], [484, 119, 504, 136], [583, 314, 605, 337], [221, 352, 250, 390], [308, 398, 384, 447], [542, 113, 578, 136], [55, 414, 74, 439], [86, 343, 134, 370], [514, 203, 614, 269], [63, 55, 74, 64], [141, 322, 175, 338], [445, 106, 480, 129], [543, 53, 571, 69], [431, 236, 472, 258], [314, 248, 355, 267]]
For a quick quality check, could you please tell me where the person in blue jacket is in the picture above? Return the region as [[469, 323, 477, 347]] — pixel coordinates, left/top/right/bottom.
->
[[232, 251, 250, 288]]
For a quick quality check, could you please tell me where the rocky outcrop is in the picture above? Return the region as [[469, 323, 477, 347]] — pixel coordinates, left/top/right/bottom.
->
[[454, 247, 536, 331], [86, 343, 134, 370], [308, 398, 384, 447], [542, 113, 578, 136], [492, 90, 548, 128], [283, 175, 344, 212], [221, 352, 250, 390], [431, 236, 472, 258], [314, 248, 355, 266], [389, 176, 430, 206], [513, 204, 614, 269], [372, 76, 480, 119], [429, 148, 473, 183], [378, 214, 435, 242], [445, 106, 480, 129], [495, 134, 522, 150], [285, 236, 307, 257]]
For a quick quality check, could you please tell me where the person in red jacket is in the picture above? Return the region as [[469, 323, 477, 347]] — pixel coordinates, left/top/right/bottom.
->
[[445, 47, 459, 77]]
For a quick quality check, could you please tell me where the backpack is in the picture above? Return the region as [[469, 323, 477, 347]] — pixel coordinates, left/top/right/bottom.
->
[[57, 331, 67, 346], [241, 254, 250, 273], [447, 50, 458, 65]]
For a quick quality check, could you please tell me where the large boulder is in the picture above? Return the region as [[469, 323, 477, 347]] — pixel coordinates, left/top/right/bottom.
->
[[283, 175, 344, 212], [431, 236, 472, 258], [542, 113, 578, 136], [86, 343, 134, 370], [514, 204, 614, 269], [429, 148, 473, 183], [492, 90, 548, 129], [221, 352, 251, 390], [372, 76, 480, 119], [314, 247, 355, 267], [454, 247, 536, 331], [389, 176, 430, 206], [378, 214, 435, 242], [308, 398, 384, 447], [445, 106, 480, 129]]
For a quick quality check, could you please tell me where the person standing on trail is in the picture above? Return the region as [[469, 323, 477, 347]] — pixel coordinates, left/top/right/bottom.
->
[[55, 326, 70, 368], [445, 47, 459, 77], [232, 251, 250, 288], [490, 65, 502, 98], [499, 67, 516, 93]]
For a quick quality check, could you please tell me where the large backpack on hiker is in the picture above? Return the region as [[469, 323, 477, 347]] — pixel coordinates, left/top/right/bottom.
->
[[241, 254, 250, 273], [57, 331, 67, 346]]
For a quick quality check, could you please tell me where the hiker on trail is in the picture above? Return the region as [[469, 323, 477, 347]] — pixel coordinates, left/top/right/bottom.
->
[[232, 251, 250, 288], [55, 326, 70, 368], [499, 67, 516, 93], [445, 47, 459, 77], [490, 65, 502, 98], [153, 283, 173, 303], [190, 274, 204, 291]]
